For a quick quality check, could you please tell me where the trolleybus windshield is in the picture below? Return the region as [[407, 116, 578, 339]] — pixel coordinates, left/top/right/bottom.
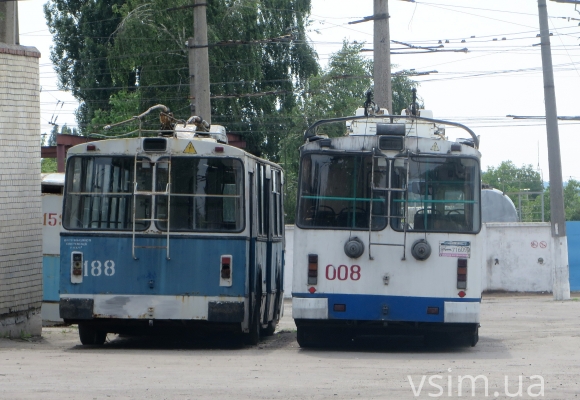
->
[[63, 156, 244, 232], [297, 153, 387, 230], [392, 156, 480, 233], [155, 157, 244, 232]]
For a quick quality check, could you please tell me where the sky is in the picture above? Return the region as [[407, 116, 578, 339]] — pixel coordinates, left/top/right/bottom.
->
[[18, 0, 580, 182]]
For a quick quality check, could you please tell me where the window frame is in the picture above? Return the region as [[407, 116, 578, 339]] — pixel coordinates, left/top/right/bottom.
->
[[62, 155, 151, 232], [154, 156, 246, 233], [295, 151, 388, 231], [391, 154, 482, 234]]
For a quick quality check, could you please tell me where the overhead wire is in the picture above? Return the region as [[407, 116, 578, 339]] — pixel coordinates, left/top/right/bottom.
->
[[38, 2, 580, 133]]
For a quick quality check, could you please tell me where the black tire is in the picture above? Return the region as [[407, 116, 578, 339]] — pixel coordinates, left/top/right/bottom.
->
[[423, 332, 448, 348], [296, 326, 316, 348], [470, 326, 479, 347], [261, 291, 281, 337], [244, 301, 261, 345], [244, 277, 262, 345], [78, 324, 106, 345], [261, 320, 276, 337]]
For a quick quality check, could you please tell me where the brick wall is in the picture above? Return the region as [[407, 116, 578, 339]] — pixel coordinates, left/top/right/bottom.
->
[[0, 43, 42, 336]]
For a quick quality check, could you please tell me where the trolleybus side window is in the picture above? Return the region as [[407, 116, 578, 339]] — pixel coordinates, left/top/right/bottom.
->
[[279, 171, 285, 237], [256, 164, 271, 238], [155, 157, 243, 232], [391, 156, 480, 233], [257, 164, 264, 236], [297, 153, 387, 230], [63, 156, 151, 230], [272, 170, 283, 238]]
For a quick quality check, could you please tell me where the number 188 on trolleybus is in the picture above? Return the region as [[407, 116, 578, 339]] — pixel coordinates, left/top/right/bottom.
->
[[292, 99, 482, 347]]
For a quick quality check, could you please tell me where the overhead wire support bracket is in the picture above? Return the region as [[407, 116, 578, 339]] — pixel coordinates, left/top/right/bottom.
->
[[391, 40, 444, 51], [349, 13, 389, 25]]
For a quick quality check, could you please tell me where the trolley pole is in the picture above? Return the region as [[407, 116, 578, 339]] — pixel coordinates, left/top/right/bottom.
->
[[538, 0, 570, 300], [373, 0, 392, 113], [188, 0, 211, 123]]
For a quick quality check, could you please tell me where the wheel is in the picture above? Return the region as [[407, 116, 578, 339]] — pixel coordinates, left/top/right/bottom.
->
[[78, 324, 107, 345], [296, 326, 316, 348], [244, 277, 262, 345], [244, 302, 261, 345], [261, 320, 276, 337], [262, 289, 281, 337], [470, 326, 479, 347]]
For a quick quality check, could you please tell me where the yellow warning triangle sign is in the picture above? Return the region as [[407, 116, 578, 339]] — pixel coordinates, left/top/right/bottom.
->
[[183, 141, 197, 154]]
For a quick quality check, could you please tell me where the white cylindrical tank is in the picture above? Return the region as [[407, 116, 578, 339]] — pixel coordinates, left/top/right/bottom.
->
[[482, 188, 518, 223]]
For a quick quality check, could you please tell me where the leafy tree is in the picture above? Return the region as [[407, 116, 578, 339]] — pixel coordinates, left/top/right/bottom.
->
[[42, 125, 59, 147], [44, 0, 127, 131], [46, 0, 319, 159], [565, 180, 580, 221], [482, 161, 544, 194], [41, 124, 80, 173], [41, 158, 58, 173], [531, 179, 580, 222], [42, 124, 79, 146]]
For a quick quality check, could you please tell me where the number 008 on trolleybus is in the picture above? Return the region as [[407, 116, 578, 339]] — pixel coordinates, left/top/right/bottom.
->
[[292, 100, 482, 347], [59, 106, 284, 345]]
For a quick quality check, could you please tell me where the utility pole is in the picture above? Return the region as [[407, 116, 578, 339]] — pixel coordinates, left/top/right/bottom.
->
[[188, 0, 211, 123], [538, 0, 570, 300], [373, 0, 392, 113], [0, 1, 19, 45]]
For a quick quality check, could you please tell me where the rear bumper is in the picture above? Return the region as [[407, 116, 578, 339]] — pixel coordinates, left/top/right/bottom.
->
[[60, 294, 246, 322], [292, 294, 480, 323], [444, 301, 480, 323]]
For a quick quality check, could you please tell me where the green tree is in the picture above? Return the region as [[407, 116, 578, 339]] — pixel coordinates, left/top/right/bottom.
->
[[42, 125, 59, 146], [482, 161, 544, 194], [42, 124, 79, 146], [41, 158, 58, 173], [41, 124, 80, 173], [44, 0, 127, 131], [46, 0, 319, 159], [531, 179, 580, 221], [565, 180, 580, 220]]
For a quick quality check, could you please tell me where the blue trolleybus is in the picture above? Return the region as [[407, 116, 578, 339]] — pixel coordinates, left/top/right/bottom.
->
[[292, 101, 482, 347], [59, 106, 285, 345]]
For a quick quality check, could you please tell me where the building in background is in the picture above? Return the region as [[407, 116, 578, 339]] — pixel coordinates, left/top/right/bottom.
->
[[0, 4, 43, 337]]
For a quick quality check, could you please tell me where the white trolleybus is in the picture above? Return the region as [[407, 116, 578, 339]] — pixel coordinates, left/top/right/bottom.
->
[[292, 100, 482, 347], [59, 106, 285, 345]]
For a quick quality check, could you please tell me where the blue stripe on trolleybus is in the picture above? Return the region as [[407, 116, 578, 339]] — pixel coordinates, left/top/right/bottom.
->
[[293, 293, 480, 323], [60, 234, 249, 297]]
